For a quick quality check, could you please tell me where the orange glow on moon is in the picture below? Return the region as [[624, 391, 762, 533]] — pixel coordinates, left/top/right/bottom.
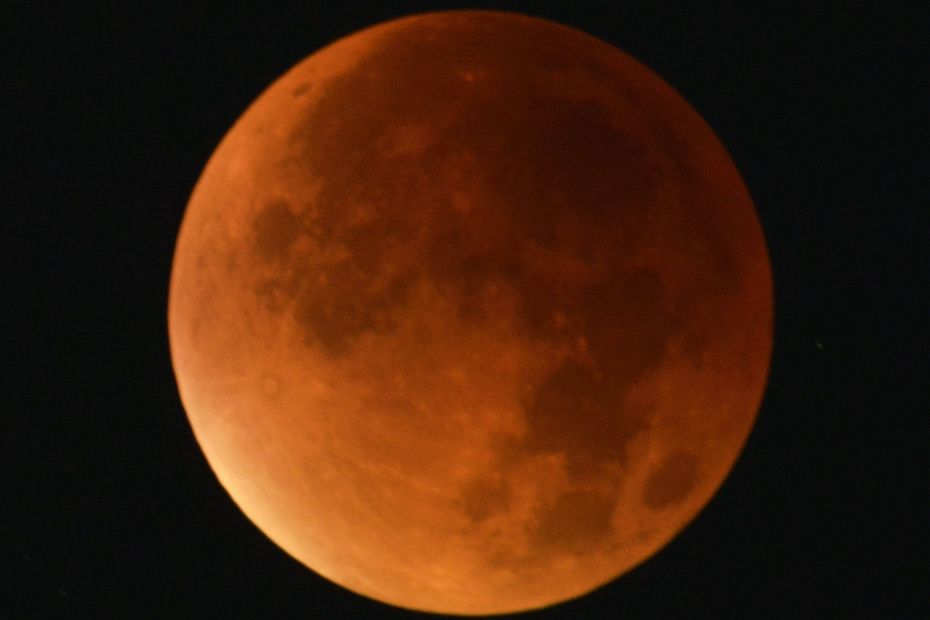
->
[[168, 11, 772, 616]]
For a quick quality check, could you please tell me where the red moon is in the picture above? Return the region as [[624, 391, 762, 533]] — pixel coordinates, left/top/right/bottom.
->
[[168, 11, 772, 616]]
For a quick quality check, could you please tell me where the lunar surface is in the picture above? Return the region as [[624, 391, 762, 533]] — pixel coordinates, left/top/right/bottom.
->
[[168, 11, 772, 616]]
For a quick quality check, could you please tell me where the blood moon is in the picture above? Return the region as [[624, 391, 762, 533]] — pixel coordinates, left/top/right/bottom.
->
[[168, 10, 772, 616]]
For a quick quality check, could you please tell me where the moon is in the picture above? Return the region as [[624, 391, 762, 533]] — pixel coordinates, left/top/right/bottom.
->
[[168, 11, 772, 616]]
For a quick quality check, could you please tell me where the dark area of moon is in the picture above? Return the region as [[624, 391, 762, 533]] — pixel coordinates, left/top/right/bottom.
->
[[168, 11, 772, 615]]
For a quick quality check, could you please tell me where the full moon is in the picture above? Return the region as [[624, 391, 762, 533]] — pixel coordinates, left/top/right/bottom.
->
[[168, 11, 772, 616]]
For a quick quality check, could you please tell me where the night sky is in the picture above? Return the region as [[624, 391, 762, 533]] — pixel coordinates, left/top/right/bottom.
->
[[8, 2, 927, 618]]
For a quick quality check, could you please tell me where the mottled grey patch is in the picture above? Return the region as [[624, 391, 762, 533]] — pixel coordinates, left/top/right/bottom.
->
[[583, 268, 675, 382], [516, 267, 675, 479], [530, 489, 616, 555], [252, 199, 301, 262], [518, 358, 653, 480], [293, 263, 412, 357], [424, 221, 523, 324], [277, 16, 672, 360], [648, 117, 739, 299], [643, 449, 699, 510], [254, 276, 299, 314], [460, 475, 511, 523], [479, 96, 657, 242]]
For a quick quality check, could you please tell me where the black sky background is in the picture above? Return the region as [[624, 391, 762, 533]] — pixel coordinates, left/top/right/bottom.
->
[[7, 2, 928, 618]]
